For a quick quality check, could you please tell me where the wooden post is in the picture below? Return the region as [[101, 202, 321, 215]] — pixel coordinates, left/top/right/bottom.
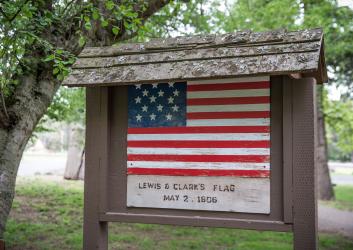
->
[[84, 87, 109, 249], [0, 239, 5, 250], [292, 78, 318, 250]]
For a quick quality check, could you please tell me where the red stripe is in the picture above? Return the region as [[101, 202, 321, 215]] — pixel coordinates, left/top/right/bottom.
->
[[128, 126, 270, 134], [187, 111, 270, 119], [127, 140, 270, 148], [187, 81, 269, 91], [127, 168, 270, 177], [187, 96, 270, 105], [127, 154, 269, 163]]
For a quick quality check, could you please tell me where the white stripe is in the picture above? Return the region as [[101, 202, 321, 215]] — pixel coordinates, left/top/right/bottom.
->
[[127, 133, 269, 141], [187, 118, 270, 126], [187, 104, 270, 112], [128, 147, 270, 155], [127, 161, 270, 170], [187, 76, 270, 85], [187, 89, 269, 99]]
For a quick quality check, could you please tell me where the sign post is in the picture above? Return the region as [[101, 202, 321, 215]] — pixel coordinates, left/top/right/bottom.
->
[[64, 28, 327, 250]]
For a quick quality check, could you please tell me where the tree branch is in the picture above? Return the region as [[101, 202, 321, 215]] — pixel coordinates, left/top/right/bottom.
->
[[0, 89, 9, 128], [2, 0, 31, 23], [119, 0, 171, 40], [0, 7, 10, 20], [140, 0, 171, 19], [62, 0, 82, 16]]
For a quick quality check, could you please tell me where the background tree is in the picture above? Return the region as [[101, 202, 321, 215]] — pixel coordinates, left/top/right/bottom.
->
[[43, 88, 86, 180], [146, 0, 353, 200], [0, 0, 173, 238], [300, 0, 353, 200], [325, 97, 353, 161], [1, 0, 352, 239], [34, 0, 353, 200]]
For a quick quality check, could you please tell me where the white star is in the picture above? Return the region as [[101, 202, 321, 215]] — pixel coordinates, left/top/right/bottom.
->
[[142, 105, 148, 112], [168, 82, 174, 88], [136, 114, 142, 122], [149, 95, 156, 103], [150, 113, 156, 120], [135, 96, 141, 104], [157, 104, 163, 112], [173, 89, 179, 96], [152, 83, 158, 88], [166, 113, 172, 120], [135, 84, 142, 89], [168, 96, 174, 104], [142, 89, 149, 96], [158, 90, 164, 97], [172, 105, 179, 112]]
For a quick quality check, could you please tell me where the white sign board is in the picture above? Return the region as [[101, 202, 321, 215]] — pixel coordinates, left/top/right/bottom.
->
[[126, 77, 271, 214], [127, 175, 270, 213]]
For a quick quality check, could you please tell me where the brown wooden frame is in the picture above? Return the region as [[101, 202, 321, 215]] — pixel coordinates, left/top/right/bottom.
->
[[84, 76, 317, 249]]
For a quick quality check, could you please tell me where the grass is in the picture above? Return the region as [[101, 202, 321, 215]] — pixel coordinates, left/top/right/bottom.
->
[[4, 177, 353, 250], [321, 185, 353, 211]]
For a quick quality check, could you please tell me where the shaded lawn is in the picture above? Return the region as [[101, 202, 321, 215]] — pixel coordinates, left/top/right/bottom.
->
[[321, 185, 353, 211], [4, 177, 353, 250]]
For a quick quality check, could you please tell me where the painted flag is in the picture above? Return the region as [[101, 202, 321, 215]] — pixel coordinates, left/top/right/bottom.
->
[[127, 77, 270, 177]]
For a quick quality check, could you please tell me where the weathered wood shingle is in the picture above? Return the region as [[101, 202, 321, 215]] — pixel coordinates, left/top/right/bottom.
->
[[63, 28, 327, 87]]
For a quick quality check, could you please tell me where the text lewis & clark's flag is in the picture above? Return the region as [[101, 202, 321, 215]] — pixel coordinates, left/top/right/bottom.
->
[[127, 77, 270, 178]]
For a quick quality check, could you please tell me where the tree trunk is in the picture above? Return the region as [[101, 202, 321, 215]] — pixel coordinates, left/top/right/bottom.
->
[[0, 129, 32, 237], [0, 74, 60, 238], [0, 0, 172, 239], [64, 125, 85, 180], [317, 85, 335, 200]]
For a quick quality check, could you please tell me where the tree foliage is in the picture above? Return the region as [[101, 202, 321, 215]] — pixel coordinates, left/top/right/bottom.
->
[[32, 0, 353, 160], [325, 96, 353, 160], [35, 0, 209, 127], [0, 0, 175, 237], [152, 0, 353, 160], [0, 0, 151, 98], [0, 0, 180, 131]]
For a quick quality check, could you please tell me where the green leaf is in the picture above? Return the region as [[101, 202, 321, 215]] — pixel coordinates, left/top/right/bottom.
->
[[123, 20, 131, 29], [57, 74, 64, 81], [105, 1, 115, 10], [112, 26, 120, 35], [79, 36, 86, 47], [101, 19, 109, 27], [113, 11, 123, 20], [125, 11, 138, 19], [92, 10, 100, 20], [43, 54, 55, 62], [23, 9, 33, 18], [84, 22, 92, 30], [53, 68, 60, 75], [83, 15, 90, 22]]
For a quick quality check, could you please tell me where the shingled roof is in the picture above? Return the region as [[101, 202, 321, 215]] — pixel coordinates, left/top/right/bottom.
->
[[63, 28, 327, 87]]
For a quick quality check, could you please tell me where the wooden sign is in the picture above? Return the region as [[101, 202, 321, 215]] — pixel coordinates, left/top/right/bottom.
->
[[126, 77, 270, 213], [65, 29, 325, 249]]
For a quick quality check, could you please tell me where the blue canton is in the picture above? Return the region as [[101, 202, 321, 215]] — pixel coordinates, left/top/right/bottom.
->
[[128, 82, 187, 128]]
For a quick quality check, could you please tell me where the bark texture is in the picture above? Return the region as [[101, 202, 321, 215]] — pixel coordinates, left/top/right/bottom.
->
[[0, 72, 60, 237], [0, 0, 170, 238], [64, 126, 85, 180], [317, 85, 334, 200]]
